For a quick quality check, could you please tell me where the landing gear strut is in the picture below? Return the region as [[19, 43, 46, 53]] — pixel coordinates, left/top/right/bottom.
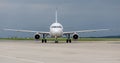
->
[[42, 34, 47, 43], [55, 36, 58, 43], [66, 34, 71, 43], [55, 40, 58, 43]]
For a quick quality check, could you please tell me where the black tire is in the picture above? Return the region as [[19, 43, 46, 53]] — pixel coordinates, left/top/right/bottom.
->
[[42, 39, 44, 43], [55, 40, 58, 43], [66, 39, 68, 43], [45, 39, 47, 43], [69, 39, 71, 43]]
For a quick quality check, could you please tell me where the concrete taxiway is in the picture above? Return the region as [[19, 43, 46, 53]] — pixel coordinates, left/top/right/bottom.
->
[[0, 40, 120, 63]]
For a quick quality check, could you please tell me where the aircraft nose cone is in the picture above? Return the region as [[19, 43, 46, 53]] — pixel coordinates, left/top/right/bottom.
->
[[54, 29, 61, 36], [54, 30, 59, 34], [50, 28, 63, 37]]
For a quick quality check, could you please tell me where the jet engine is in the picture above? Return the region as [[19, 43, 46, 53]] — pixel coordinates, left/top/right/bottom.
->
[[34, 33, 40, 40], [73, 34, 79, 39]]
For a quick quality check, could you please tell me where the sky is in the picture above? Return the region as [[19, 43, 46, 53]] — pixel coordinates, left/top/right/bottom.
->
[[0, 0, 120, 38]]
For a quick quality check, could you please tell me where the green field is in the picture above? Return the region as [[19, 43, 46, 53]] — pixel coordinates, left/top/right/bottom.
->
[[0, 38, 120, 41]]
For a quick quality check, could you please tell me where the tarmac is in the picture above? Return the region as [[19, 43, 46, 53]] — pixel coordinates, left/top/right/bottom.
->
[[0, 40, 120, 63]]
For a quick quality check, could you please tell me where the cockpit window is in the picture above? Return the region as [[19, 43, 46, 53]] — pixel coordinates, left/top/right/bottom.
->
[[51, 26, 62, 28]]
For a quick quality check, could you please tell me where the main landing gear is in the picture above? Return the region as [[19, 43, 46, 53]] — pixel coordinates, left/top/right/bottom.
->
[[42, 39, 47, 43], [66, 34, 71, 43], [42, 34, 47, 43], [41, 34, 72, 43], [66, 39, 71, 43]]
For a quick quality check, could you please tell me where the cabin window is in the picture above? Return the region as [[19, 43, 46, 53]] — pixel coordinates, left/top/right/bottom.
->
[[52, 26, 62, 28]]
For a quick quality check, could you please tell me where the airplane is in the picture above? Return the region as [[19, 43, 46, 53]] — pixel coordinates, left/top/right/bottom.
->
[[4, 10, 109, 43]]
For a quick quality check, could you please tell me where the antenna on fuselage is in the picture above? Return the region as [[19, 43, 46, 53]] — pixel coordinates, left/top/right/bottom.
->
[[55, 9, 58, 23]]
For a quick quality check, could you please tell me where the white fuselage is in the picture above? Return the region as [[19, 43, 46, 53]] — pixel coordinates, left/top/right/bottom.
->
[[50, 22, 63, 37]]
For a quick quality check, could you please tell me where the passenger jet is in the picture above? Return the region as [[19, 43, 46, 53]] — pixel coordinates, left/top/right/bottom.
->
[[4, 10, 109, 43]]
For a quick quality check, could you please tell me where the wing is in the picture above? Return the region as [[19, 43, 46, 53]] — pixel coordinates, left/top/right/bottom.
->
[[63, 29, 109, 34], [4, 29, 49, 34]]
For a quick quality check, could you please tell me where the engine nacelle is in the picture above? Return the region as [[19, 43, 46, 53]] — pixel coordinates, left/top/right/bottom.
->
[[34, 34, 40, 40], [73, 34, 79, 40]]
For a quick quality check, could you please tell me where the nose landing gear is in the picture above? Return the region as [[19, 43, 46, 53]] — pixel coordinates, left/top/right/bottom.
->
[[55, 36, 58, 43]]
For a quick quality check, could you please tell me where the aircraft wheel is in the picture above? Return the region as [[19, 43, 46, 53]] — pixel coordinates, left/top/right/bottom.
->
[[42, 39, 44, 43], [66, 39, 69, 43], [66, 39, 71, 43], [45, 39, 47, 43], [69, 39, 71, 43], [55, 40, 58, 43], [42, 39, 47, 43]]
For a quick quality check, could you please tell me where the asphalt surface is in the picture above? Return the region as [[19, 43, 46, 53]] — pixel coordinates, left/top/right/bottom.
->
[[0, 40, 120, 63]]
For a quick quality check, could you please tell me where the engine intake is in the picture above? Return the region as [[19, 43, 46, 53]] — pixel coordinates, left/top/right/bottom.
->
[[34, 34, 40, 40], [73, 34, 79, 39]]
